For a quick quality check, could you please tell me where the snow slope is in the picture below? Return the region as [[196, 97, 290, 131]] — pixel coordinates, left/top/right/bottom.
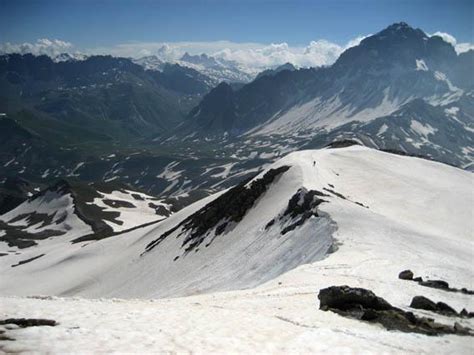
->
[[0, 189, 92, 241], [0, 181, 171, 250], [251, 90, 404, 135], [0, 146, 473, 353]]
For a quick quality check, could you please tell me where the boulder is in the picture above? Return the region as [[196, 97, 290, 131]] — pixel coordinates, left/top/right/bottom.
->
[[410, 296, 459, 316], [420, 280, 449, 289], [436, 302, 457, 315], [398, 270, 414, 280], [410, 296, 437, 311], [318, 285, 392, 311]]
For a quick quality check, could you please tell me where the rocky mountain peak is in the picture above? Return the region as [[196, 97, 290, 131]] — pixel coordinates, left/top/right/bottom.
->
[[333, 22, 456, 71], [181, 52, 219, 67]]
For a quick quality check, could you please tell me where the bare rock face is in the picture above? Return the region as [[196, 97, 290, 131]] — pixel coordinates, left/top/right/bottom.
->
[[318, 285, 472, 336]]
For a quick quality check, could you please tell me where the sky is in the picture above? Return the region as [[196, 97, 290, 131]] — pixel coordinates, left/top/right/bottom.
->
[[0, 0, 472, 69]]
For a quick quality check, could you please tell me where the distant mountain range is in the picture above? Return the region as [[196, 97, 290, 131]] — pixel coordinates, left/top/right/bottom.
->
[[131, 52, 256, 84]]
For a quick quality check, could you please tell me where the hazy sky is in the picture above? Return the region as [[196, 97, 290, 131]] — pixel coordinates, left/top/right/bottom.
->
[[1, 0, 472, 68]]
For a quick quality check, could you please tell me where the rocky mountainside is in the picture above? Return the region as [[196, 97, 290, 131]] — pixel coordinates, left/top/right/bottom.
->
[[0, 179, 171, 249], [255, 62, 296, 80], [0, 53, 214, 140], [184, 23, 474, 168]]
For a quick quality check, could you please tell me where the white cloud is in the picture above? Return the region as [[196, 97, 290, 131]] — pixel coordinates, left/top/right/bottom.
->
[[82, 35, 369, 72], [432, 31, 457, 46], [2, 31, 470, 74], [0, 35, 368, 73], [0, 38, 73, 57], [430, 31, 474, 54], [455, 42, 474, 53]]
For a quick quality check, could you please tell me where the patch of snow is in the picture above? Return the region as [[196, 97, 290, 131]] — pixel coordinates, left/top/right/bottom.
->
[[410, 120, 437, 138], [415, 59, 428, 71], [210, 163, 236, 179], [157, 161, 183, 180], [89, 190, 169, 232], [0, 190, 92, 239], [444, 106, 459, 117], [377, 123, 388, 136], [4, 157, 15, 167]]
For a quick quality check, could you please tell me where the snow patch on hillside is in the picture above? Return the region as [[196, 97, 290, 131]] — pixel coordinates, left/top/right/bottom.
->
[[416, 59, 428, 71], [0, 190, 92, 240], [89, 190, 169, 232], [410, 120, 437, 137]]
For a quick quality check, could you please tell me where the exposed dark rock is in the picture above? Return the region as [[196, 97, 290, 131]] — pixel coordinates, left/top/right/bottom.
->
[[326, 140, 361, 149], [323, 188, 347, 200], [410, 296, 469, 317], [149, 203, 171, 217], [11, 254, 45, 267], [144, 166, 290, 254], [0, 212, 67, 248], [0, 318, 57, 327], [410, 296, 438, 312], [419, 279, 474, 294], [399, 270, 414, 280], [436, 302, 457, 315], [460, 309, 474, 318], [380, 149, 429, 160], [399, 270, 474, 295], [420, 280, 449, 290], [322, 187, 368, 208], [265, 188, 328, 235], [102, 199, 135, 208], [318, 285, 472, 336], [319, 285, 392, 312]]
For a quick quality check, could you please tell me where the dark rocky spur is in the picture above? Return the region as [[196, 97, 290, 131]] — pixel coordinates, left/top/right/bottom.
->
[[265, 187, 328, 235], [318, 285, 472, 336], [410, 295, 474, 318], [144, 166, 290, 255], [398, 269, 474, 295]]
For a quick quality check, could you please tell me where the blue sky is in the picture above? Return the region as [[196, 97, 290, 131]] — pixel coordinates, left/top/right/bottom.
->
[[0, 0, 472, 69], [1, 0, 472, 46]]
